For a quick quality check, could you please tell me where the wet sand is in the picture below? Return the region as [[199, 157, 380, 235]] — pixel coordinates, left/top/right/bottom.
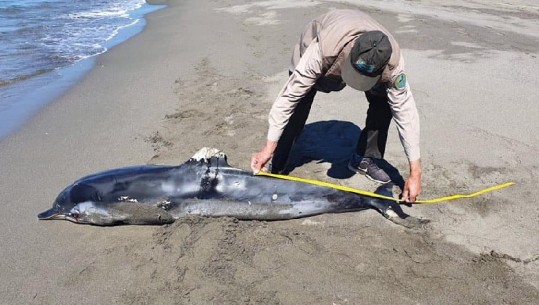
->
[[0, 0, 537, 304]]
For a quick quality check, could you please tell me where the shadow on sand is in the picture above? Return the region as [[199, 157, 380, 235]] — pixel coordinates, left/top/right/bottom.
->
[[283, 120, 426, 227], [285, 120, 405, 188]]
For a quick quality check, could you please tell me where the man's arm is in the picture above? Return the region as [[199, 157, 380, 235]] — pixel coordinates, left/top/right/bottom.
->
[[251, 41, 323, 172], [386, 64, 422, 202]]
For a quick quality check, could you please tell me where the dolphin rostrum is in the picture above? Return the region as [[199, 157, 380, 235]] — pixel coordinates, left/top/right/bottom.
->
[[38, 148, 427, 227]]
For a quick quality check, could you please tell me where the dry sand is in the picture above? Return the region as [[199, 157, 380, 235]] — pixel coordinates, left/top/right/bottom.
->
[[0, 0, 538, 304]]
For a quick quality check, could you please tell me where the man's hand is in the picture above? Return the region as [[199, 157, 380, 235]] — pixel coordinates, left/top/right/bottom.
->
[[251, 140, 278, 173], [401, 159, 422, 203]]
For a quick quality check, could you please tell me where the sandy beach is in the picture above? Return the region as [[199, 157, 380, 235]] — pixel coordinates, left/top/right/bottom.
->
[[0, 0, 538, 304]]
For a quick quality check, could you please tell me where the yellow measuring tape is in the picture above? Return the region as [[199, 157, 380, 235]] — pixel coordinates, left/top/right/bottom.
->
[[256, 171, 514, 204]]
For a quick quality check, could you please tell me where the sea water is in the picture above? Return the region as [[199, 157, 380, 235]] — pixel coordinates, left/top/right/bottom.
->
[[0, 0, 164, 140]]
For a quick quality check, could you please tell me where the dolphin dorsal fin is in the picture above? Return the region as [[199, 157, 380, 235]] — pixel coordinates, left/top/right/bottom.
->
[[211, 155, 231, 168]]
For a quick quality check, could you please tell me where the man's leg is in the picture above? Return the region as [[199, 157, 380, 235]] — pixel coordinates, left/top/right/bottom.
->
[[348, 89, 392, 183], [271, 88, 317, 174], [356, 90, 392, 158]]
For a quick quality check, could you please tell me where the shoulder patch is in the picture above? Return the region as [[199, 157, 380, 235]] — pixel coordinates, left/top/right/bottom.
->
[[393, 73, 407, 90]]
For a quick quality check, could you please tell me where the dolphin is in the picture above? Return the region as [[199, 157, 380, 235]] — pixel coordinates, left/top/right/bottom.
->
[[38, 148, 427, 227]]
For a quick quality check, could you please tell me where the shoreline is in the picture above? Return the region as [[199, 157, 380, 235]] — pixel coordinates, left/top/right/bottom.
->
[[0, 1, 165, 142], [0, 2, 183, 303], [0, 0, 537, 304]]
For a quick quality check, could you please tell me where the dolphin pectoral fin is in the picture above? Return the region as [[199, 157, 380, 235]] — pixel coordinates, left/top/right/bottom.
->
[[37, 208, 64, 220], [107, 202, 175, 225]]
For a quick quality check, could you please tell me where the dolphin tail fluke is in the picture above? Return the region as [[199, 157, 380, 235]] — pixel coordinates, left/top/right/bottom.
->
[[370, 183, 430, 229], [384, 209, 430, 229]]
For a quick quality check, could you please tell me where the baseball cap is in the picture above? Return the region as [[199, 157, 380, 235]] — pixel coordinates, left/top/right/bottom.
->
[[341, 31, 392, 91]]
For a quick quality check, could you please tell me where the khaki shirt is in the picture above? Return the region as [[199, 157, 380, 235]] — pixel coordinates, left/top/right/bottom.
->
[[268, 9, 420, 161]]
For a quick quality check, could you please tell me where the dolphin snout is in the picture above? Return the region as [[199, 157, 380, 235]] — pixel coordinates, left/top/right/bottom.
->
[[37, 208, 66, 220]]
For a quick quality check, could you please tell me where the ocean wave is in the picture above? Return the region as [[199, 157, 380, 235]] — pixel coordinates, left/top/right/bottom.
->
[[62, 1, 145, 20], [0, 0, 164, 140], [0, 68, 54, 88], [0, 0, 147, 86]]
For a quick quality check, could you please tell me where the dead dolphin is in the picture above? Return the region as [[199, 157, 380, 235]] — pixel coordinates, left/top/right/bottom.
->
[[38, 148, 427, 227]]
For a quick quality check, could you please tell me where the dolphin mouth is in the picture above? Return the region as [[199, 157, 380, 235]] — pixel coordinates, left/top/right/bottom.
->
[[37, 208, 67, 220]]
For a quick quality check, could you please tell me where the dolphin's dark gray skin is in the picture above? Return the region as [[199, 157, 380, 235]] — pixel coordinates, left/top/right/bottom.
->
[[38, 148, 427, 227]]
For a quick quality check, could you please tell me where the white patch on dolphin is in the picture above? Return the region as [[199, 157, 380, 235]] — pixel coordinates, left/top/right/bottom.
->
[[190, 147, 225, 161]]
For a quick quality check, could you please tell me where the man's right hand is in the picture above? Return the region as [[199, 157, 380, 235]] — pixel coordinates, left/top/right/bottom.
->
[[251, 140, 278, 173], [401, 159, 422, 203]]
